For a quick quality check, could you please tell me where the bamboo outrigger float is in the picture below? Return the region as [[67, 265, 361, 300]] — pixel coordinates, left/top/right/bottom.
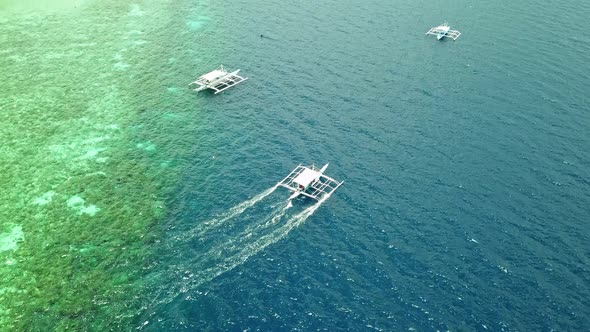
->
[[189, 65, 248, 94]]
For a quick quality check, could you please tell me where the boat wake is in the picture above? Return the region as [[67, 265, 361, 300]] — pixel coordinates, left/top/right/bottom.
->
[[135, 187, 326, 327], [173, 186, 278, 242]]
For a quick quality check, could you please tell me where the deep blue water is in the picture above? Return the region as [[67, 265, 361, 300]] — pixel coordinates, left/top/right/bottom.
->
[[143, 0, 590, 330]]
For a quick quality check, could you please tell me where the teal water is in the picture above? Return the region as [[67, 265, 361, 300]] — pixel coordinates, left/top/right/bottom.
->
[[1, 0, 589, 331]]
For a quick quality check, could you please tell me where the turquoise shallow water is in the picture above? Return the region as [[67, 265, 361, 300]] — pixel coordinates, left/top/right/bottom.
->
[[1, 0, 589, 330]]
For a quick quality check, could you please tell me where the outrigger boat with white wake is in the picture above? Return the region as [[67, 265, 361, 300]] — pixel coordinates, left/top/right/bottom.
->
[[425, 23, 461, 40], [189, 65, 248, 94], [276, 163, 343, 202]]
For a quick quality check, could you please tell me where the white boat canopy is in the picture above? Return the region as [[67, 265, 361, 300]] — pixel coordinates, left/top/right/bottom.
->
[[277, 164, 343, 201], [189, 65, 248, 94], [425, 23, 461, 40], [294, 168, 322, 189]]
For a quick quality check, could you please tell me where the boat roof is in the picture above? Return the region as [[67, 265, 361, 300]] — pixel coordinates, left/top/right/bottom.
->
[[276, 164, 344, 201], [425, 24, 461, 40], [201, 70, 226, 82], [293, 168, 320, 187]]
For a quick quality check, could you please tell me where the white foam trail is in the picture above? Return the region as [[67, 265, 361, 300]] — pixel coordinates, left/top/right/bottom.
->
[[255, 201, 290, 230], [185, 202, 321, 290], [174, 186, 277, 242], [197, 202, 290, 258], [145, 198, 325, 316]]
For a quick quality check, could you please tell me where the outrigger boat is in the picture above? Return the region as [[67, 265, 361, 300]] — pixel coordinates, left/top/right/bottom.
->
[[189, 65, 248, 94], [276, 163, 343, 201], [425, 23, 461, 40]]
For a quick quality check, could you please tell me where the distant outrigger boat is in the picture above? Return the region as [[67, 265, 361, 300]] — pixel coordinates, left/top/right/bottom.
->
[[189, 65, 247, 94], [425, 23, 461, 40], [276, 163, 343, 202]]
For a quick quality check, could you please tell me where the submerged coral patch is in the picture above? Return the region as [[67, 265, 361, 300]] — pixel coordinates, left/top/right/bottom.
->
[[128, 4, 144, 17], [66, 195, 85, 208], [114, 62, 130, 70], [79, 147, 107, 160], [0, 225, 24, 252], [166, 86, 179, 94], [32, 191, 56, 206], [66, 195, 100, 216], [136, 141, 156, 151], [82, 136, 110, 145], [79, 205, 100, 216]]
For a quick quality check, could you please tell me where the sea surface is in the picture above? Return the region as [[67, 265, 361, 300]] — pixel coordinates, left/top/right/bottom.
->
[[0, 0, 589, 331]]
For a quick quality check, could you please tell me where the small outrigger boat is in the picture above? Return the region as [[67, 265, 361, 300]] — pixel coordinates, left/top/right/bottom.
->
[[189, 65, 248, 94], [425, 23, 461, 40], [276, 163, 343, 202]]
